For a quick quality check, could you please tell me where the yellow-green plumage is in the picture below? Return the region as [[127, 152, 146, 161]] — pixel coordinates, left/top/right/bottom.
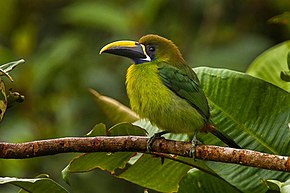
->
[[126, 62, 205, 133], [100, 34, 240, 149]]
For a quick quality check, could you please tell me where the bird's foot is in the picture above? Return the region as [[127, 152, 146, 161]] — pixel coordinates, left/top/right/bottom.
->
[[147, 131, 168, 152], [189, 138, 201, 160], [189, 130, 201, 160]]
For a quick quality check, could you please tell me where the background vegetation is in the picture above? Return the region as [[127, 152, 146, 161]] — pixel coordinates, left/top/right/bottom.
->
[[0, 0, 289, 192]]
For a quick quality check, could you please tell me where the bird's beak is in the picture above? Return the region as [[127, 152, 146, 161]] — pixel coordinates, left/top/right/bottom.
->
[[99, 40, 151, 64]]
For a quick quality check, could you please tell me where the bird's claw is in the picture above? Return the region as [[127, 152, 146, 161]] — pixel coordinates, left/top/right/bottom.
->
[[190, 130, 200, 160], [189, 138, 200, 160], [147, 131, 168, 152]]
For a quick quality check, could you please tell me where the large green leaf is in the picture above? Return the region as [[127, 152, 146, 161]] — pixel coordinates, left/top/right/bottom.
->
[[119, 154, 191, 192], [0, 176, 68, 193], [178, 169, 241, 193], [196, 67, 290, 155], [62, 152, 133, 175], [194, 67, 290, 193], [247, 41, 290, 92]]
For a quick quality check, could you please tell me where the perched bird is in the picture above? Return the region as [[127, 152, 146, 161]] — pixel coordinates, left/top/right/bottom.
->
[[100, 34, 241, 151]]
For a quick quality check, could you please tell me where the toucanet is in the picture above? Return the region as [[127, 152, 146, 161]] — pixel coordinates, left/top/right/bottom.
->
[[100, 34, 241, 151]]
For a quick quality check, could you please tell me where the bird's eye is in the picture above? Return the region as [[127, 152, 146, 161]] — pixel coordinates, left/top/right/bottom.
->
[[149, 46, 155, 52], [147, 45, 156, 53], [145, 45, 156, 60]]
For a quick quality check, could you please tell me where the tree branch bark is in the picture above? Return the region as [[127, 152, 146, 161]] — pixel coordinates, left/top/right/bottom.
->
[[0, 136, 289, 172]]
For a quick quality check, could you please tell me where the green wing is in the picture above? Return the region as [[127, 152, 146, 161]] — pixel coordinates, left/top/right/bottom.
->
[[158, 65, 210, 121]]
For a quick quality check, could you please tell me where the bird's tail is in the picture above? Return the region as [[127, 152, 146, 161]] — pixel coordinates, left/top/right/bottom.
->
[[205, 124, 241, 149]]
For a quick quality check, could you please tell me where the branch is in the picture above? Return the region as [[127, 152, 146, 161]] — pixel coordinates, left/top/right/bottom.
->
[[0, 136, 289, 172]]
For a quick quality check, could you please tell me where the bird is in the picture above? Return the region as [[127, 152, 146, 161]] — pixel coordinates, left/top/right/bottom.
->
[[99, 34, 241, 153]]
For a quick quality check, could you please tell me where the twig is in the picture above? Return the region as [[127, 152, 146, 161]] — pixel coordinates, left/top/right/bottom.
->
[[0, 136, 289, 172]]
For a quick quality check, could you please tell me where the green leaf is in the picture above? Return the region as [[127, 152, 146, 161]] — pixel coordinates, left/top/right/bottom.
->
[[195, 67, 290, 193], [119, 154, 191, 192], [85, 123, 107, 136], [267, 179, 290, 193], [109, 122, 147, 136], [196, 67, 290, 154], [89, 89, 139, 123], [62, 151, 135, 186], [178, 169, 240, 193], [247, 41, 290, 92], [63, 152, 133, 175], [0, 176, 68, 193]]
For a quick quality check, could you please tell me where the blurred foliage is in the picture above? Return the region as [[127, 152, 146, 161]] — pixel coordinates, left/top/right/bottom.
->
[[0, 0, 289, 192]]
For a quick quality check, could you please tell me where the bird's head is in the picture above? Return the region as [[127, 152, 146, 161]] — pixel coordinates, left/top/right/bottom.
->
[[100, 34, 186, 66]]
